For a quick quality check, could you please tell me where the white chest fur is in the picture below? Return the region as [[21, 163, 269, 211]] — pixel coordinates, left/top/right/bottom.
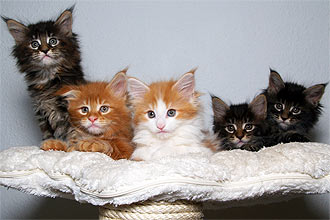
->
[[131, 116, 213, 161]]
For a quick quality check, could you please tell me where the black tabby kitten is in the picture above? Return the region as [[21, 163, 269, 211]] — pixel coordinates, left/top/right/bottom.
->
[[212, 94, 275, 151], [3, 7, 86, 141], [263, 69, 326, 143]]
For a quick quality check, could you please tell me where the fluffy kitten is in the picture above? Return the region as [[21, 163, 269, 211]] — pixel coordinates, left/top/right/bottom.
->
[[212, 94, 275, 151], [3, 7, 85, 141], [128, 70, 218, 161], [41, 71, 134, 160], [263, 69, 326, 143]]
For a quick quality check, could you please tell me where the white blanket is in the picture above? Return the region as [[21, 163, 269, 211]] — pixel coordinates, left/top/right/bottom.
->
[[0, 142, 329, 207]]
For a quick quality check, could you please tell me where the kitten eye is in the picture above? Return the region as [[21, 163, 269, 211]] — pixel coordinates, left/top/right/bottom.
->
[[48, 37, 58, 46], [167, 109, 176, 117], [147, 111, 156, 119], [31, 40, 40, 49], [274, 103, 284, 111], [291, 106, 301, 115], [80, 106, 89, 115], [100, 106, 110, 114], [225, 125, 236, 133], [244, 124, 255, 132]]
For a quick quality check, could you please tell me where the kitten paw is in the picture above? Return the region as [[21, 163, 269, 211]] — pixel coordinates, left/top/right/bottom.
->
[[41, 139, 67, 151], [240, 143, 262, 152], [284, 133, 310, 143], [77, 139, 113, 155]]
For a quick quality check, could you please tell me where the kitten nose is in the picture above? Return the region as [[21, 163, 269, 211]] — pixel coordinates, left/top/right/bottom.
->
[[281, 111, 289, 121], [41, 48, 49, 54], [88, 116, 98, 123], [156, 122, 165, 130], [40, 45, 49, 54], [236, 134, 244, 140]]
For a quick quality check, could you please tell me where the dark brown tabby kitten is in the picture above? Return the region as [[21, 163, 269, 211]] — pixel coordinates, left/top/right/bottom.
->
[[263, 69, 326, 143], [212, 94, 275, 151], [2, 7, 86, 141]]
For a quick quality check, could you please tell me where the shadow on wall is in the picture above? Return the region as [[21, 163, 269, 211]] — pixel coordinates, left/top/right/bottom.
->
[[203, 196, 328, 219], [25, 198, 98, 219], [12, 195, 327, 219]]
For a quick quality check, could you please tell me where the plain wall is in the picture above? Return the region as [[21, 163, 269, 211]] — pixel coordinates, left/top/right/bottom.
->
[[0, 0, 329, 219]]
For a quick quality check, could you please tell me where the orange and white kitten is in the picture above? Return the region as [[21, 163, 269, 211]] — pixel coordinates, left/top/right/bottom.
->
[[128, 70, 218, 161], [41, 71, 134, 160]]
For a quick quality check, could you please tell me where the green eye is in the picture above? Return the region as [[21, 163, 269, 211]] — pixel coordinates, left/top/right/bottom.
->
[[31, 40, 40, 49], [48, 38, 58, 46], [147, 111, 155, 119], [167, 109, 176, 117]]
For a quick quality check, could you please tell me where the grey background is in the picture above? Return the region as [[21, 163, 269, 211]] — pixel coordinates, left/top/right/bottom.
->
[[0, 0, 329, 219]]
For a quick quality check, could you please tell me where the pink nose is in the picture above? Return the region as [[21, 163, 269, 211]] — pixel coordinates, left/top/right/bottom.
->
[[157, 123, 165, 130], [88, 116, 98, 123]]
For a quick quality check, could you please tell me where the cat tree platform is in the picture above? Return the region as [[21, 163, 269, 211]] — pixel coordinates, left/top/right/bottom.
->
[[0, 142, 330, 219]]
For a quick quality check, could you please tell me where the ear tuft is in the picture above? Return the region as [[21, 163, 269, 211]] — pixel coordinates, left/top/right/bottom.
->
[[4, 18, 28, 43], [127, 77, 150, 100], [267, 69, 285, 95], [211, 95, 229, 121], [173, 71, 195, 99], [56, 86, 80, 101], [249, 94, 267, 120], [107, 71, 128, 97], [55, 9, 73, 36], [304, 84, 326, 106]]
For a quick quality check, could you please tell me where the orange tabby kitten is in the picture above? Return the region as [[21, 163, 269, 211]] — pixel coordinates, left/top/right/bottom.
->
[[41, 70, 134, 160], [128, 69, 219, 161]]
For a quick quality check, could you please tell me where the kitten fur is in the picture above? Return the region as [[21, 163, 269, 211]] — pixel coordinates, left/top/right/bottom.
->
[[262, 69, 326, 143], [2, 7, 86, 141], [128, 69, 218, 161], [41, 70, 134, 160], [212, 94, 275, 151]]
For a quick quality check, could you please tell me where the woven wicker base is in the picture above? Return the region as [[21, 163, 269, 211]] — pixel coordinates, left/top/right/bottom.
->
[[99, 200, 203, 220]]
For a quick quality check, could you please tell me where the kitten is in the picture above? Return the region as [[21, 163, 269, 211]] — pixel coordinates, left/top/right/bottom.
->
[[127, 69, 218, 161], [263, 69, 326, 143], [2, 7, 86, 141], [212, 94, 274, 151], [41, 70, 134, 160]]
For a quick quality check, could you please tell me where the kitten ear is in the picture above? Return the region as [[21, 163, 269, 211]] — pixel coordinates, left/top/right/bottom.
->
[[107, 69, 128, 97], [3, 18, 28, 43], [211, 95, 229, 121], [56, 86, 80, 101], [172, 69, 196, 100], [303, 84, 326, 106], [127, 77, 150, 100], [55, 8, 73, 36], [267, 69, 285, 95], [249, 94, 267, 120]]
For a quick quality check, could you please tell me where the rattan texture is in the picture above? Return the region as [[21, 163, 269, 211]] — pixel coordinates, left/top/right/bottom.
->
[[99, 200, 203, 220]]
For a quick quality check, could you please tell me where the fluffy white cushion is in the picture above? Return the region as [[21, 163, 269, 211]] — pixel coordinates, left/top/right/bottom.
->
[[0, 142, 329, 207]]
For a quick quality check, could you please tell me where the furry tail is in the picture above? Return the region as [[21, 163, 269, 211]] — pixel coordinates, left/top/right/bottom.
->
[[202, 130, 221, 152]]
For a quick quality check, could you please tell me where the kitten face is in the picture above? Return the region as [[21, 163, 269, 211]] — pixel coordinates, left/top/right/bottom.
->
[[266, 70, 326, 131], [22, 28, 63, 67], [58, 71, 128, 136], [4, 8, 79, 81], [69, 96, 113, 135], [270, 99, 303, 129], [128, 71, 200, 139], [222, 117, 256, 147], [212, 95, 267, 149]]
